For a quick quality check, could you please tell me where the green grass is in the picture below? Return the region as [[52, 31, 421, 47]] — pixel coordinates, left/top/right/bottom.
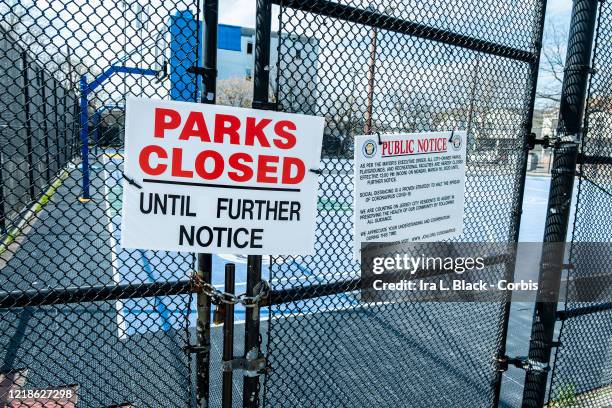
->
[[317, 197, 352, 212], [549, 384, 577, 408], [0, 170, 68, 255]]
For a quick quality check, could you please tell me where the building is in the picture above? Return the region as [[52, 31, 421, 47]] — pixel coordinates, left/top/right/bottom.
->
[[93, 12, 319, 143], [168, 11, 318, 113], [215, 26, 257, 81], [540, 108, 559, 138]]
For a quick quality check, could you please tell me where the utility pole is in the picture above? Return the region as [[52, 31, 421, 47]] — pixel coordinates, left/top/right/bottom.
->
[[364, 25, 377, 135]]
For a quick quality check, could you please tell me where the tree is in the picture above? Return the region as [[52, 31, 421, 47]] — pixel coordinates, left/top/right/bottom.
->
[[0, 1, 88, 91], [536, 20, 568, 107], [216, 77, 254, 108]]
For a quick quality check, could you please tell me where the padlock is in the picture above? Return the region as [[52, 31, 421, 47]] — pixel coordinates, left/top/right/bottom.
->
[[213, 303, 226, 325]]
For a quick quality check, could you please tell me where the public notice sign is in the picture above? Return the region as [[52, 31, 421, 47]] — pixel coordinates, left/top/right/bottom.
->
[[354, 131, 466, 257], [120, 97, 324, 255]]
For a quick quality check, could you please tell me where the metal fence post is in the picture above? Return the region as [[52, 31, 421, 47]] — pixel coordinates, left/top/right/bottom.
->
[[222, 263, 236, 408], [193, 0, 219, 406], [254, 0, 272, 105], [521, 1, 599, 406], [63, 92, 69, 163], [79, 75, 90, 200], [53, 80, 61, 168], [196, 253, 212, 408], [243, 255, 263, 408], [40, 69, 51, 182], [244, 1, 272, 406], [21, 51, 36, 201], [202, 0, 218, 105], [492, 1, 548, 406]]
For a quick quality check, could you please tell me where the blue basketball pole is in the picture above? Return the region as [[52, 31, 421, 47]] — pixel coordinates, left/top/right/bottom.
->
[[92, 111, 99, 157], [78, 66, 158, 201]]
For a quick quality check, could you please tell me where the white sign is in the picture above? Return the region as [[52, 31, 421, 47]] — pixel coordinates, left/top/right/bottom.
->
[[354, 131, 466, 256], [120, 97, 324, 255]]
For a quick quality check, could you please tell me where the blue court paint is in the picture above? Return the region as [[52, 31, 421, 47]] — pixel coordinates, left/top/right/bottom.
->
[[138, 249, 172, 332], [289, 260, 359, 307]]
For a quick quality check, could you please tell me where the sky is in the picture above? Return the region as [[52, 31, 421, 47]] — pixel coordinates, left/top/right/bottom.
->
[[3, 0, 576, 112], [220, 0, 575, 110], [220, 0, 574, 31], [546, 0, 573, 20]]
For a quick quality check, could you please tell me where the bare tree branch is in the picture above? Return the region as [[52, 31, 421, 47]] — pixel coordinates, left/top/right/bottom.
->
[[536, 19, 568, 108]]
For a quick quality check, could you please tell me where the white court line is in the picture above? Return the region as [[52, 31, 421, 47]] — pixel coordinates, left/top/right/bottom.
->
[[229, 293, 399, 326], [213, 270, 361, 325], [102, 155, 127, 340], [212, 269, 360, 289], [228, 297, 362, 327], [502, 372, 524, 387]]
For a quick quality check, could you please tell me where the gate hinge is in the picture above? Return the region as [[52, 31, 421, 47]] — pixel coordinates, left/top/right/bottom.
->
[[497, 356, 550, 373], [527, 133, 551, 150]]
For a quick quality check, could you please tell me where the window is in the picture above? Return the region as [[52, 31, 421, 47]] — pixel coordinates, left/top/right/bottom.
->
[[247, 42, 253, 54]]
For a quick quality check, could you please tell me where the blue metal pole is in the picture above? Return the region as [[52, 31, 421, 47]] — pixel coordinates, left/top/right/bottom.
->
[[93, 110, 100, 157], [79, 75, 90, 200]]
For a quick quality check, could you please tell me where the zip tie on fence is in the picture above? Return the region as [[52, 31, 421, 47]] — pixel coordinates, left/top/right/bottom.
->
[[190, 271, 270, 307], [122, 174, 142, 189]]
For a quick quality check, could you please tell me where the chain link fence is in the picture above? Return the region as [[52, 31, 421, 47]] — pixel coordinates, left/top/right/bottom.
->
[[0, 0, 200, 406], [3, 0, 612, 407], [0, 24, 79, 237], [262, 0, 545, 407], [548, 1, 612, 406]]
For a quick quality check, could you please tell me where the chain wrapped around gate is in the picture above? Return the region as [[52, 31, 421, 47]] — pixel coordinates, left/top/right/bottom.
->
[[186, 266, 270, 408], [190, 271, 270, 310]]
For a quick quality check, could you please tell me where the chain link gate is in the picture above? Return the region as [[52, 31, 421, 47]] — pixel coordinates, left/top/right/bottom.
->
[[0, 0, 204, 406], [543, 0, 612, 406], [254, 0, 547, 407]]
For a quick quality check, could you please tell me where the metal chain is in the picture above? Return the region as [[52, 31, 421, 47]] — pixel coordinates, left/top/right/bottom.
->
[[190, 272, 270, 307]]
